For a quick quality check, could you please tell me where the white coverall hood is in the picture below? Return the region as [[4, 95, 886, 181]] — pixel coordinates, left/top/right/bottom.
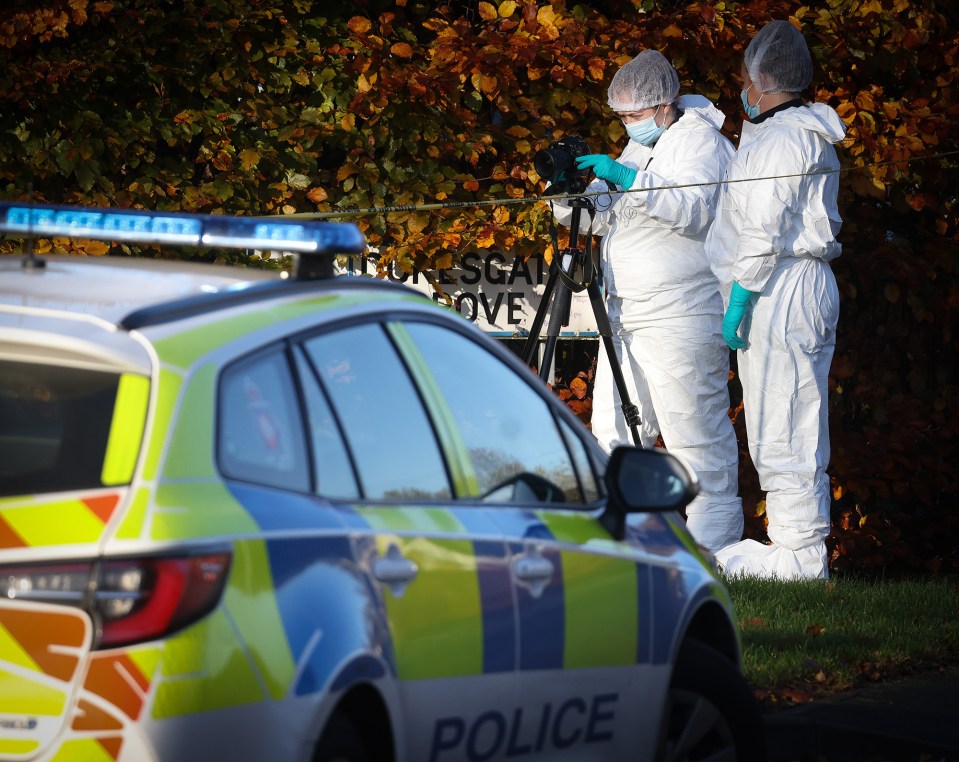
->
[[739, 101, 846, 150], [675, 93, 728, 131]]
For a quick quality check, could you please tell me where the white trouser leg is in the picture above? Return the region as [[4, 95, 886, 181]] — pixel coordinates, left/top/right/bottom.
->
[[590, 321, 661, 453], [593, 296, 743, 552], [717, 259, 839, 580]]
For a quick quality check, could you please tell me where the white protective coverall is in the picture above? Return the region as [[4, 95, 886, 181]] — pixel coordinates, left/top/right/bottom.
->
[[554, 94, 742, 552], [705, 102, 845, 579]]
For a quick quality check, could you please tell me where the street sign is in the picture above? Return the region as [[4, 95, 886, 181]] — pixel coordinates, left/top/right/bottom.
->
[[342, 251, 599, 338]]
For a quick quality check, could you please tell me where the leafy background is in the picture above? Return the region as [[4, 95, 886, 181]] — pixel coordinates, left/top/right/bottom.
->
[[1, 0, 957, 574]]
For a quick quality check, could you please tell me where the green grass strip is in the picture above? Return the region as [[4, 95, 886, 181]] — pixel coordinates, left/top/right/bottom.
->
[[728, 575, 959, 700]]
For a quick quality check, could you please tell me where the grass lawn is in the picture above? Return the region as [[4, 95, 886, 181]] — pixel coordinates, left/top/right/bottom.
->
[[726, 574, 959, 706]]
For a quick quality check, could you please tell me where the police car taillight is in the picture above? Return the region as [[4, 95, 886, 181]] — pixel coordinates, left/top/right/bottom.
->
[[0, 552, 231, 649], [95, 552, 231, 648], [1, 562, 89, 603]]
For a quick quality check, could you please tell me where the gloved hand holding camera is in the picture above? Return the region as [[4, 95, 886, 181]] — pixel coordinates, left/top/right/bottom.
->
[[575, 154, 638, 189]]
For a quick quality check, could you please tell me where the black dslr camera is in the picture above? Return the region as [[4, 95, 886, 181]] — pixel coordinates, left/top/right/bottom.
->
[[534, 135, 590, 194]]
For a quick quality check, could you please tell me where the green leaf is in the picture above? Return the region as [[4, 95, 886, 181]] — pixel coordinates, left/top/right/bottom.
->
[[286, 172, 311, 190], [75, 161, 98, 192]]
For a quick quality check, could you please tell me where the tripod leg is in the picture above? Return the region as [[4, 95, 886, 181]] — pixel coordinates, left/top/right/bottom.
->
[[522, 262, 559, 367], [585, 277, 643, 447], [525, 201, 586, 374], [539, 281, 572, 383], [523, 248, 579, 383]]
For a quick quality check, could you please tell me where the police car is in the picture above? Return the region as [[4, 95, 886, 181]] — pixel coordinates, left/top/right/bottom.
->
[[0, 201, 764, 762]]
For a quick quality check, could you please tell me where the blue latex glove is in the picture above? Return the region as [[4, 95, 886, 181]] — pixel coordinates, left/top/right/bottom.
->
[[575, 154, 637, 189], [722, 282, 758, 350]]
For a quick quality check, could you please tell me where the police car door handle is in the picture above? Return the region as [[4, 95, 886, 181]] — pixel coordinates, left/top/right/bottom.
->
[[373, 543, 418, 597], [513, 545, 554, 598]]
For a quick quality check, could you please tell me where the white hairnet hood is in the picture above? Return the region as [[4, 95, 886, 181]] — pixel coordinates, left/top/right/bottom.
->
[[745, 19, 814, 93], [607, 50, 680, 111]]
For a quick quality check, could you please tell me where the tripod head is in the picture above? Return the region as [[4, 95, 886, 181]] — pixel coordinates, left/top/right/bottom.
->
[[563, 195, 595, 249]]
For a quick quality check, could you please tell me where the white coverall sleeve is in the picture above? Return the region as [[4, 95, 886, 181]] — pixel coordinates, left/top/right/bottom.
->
[[728, 144, 805, 293], [616, 132, 732, 236]]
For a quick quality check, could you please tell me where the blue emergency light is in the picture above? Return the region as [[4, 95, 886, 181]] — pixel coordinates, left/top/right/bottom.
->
[[0, 200, 366, 255]]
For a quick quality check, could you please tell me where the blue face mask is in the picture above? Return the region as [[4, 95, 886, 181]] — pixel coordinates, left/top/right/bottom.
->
[[741, 85, 761, 119], [626, 105, 666, 146]]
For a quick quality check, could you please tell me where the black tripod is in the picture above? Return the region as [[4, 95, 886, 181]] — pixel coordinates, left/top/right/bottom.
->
[[521, 196, 643, 446]]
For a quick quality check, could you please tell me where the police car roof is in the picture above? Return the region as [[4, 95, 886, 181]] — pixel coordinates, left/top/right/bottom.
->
[[0, 200, 421, 330], [0, 254, 423, 331], [0, 255, 280, 324]]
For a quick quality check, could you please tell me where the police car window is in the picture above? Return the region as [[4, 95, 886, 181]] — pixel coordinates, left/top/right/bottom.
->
[[402, 322, 584, 504], [558, 416, 602, 502], [292, 348, 361, 500], [302, 323, 451, 501], [218, 348, 309, 492], [0, 360, 118, 497]]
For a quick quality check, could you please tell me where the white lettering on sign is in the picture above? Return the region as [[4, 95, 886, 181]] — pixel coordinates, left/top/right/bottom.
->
[[341, 252, 599, 337]]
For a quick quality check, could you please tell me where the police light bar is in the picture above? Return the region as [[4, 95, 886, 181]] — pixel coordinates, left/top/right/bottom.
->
[[0, 200, 366, 254]]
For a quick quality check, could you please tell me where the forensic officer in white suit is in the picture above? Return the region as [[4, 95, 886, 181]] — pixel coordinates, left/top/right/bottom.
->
[[706, 20, 846, 580], [553, 50, 743, 553]]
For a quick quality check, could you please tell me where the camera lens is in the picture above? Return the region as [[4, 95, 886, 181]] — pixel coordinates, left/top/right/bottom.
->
[[534, 147, 573, 180]]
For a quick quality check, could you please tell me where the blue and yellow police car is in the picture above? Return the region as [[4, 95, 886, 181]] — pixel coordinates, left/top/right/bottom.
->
[[0, 202, 764, 761]]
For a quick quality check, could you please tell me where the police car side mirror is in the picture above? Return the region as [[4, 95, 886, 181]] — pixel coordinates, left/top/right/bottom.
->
[[600, 446, 700, 541]]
